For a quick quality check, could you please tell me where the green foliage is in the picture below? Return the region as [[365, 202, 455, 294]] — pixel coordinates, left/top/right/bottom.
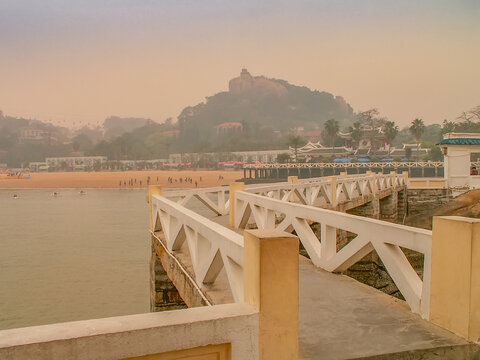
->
[[175, 78, 355, 153], [276, 153, 290, 163], [424, 146, 443, 161], [409, 118, 425, 143], [383, 121, 399, 146], [405, 147, 412, 160], [323, 119, 340, 147], [287, 135, 306, 162]]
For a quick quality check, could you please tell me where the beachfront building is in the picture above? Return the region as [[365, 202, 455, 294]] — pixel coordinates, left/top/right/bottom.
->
[[293, 142, 353, 161], [29, 162, 49, 172], [169, 150, 288, 164], [339, 125, 388, 151], [439, 132, 480, 189], [45, 156, 107, 171], [389, 143, 429, 159]]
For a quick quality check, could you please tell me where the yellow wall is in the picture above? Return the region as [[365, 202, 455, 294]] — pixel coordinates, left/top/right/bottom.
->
[[430, 216, 480, 342], [123, 344, 230, 360]]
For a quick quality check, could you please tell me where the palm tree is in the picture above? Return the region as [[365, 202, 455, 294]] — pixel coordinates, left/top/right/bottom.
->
[[383, 121, 399, 154], [409, 118, 425, 161], [324, 119, 339, 149], [288, 135, 304, 163]]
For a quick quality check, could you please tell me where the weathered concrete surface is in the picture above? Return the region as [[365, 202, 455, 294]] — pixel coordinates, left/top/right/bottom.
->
[[156, 214, 479, 359], [298, 256, 479, 360], [0, 303, 259, 360]]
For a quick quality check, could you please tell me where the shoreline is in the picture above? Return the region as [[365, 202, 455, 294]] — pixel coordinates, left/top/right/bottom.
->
[[0, 170, 244, 190]]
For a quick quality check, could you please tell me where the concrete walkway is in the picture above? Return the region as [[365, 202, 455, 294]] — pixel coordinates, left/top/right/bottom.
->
[[297, 257, 476, 359], [210, 216, 478, 359]]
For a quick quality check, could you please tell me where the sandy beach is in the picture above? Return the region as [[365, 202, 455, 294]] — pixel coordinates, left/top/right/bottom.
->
[[0, 170, 244, 189]]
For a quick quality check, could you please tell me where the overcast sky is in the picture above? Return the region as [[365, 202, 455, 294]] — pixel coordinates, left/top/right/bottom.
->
[[1, 0, 479, 128]]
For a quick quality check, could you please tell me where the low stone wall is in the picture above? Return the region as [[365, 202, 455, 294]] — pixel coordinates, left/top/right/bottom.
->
[[407, 189, 453, 216]]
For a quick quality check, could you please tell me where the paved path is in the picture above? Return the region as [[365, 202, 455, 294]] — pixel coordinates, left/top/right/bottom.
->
[[211, 216, 477, 359]]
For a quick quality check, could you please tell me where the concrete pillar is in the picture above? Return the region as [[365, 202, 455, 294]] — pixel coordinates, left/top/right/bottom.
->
[[402, 170, 409, 188], [229, 182, 245, 227], [379, 193, 398, 222], [390, 171, 397, 187], [430, 216, 480, 342], [370, 172, 377, 195], [244, 230, 299, 360], [329, 176, 338, 207], [149, 185, 163, 232], [287, 176, 298, 184]]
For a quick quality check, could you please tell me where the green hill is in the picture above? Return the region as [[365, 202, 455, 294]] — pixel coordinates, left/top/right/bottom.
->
[[175, 69, 355, 152]]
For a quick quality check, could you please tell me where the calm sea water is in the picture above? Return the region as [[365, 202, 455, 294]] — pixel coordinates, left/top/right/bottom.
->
[[0, 189, 152, 330]]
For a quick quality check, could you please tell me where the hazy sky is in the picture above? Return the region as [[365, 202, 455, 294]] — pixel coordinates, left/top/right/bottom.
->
[[1, 0, 479, 128]]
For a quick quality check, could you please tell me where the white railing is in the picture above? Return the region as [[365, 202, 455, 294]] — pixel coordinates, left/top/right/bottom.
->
[[244, 173, 405, 207], [234, 191, 432, 318], [151, 195, 244, 302], [164, 186, 230, 216], [161, 173, 405, 215], [244, 161, 443, 169]]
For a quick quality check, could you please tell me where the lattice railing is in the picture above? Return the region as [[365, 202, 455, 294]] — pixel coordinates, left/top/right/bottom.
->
[[164, 187, 230, 216], [244, 161, 443, 169], [244, 173, 405, 207], [234, 191, 432, 318], [152, 195, 244, 302]]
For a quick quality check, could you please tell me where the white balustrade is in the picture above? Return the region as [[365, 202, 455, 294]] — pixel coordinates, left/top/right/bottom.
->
[[164, 186, 230, 216], [243, 173, 405, 207], [245, 161, 443, 169], [234, 191, 431, 318], [152, 195, 244, 302]]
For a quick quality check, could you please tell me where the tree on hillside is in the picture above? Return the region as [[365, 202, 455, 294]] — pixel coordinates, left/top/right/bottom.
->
[[287, 135, 305, 163], [383, 121, 399, 153], [324, 119, 339, 149], [409, 118, 425, 161], [441, 120, 456, 136], [349, 121, 363, 149]]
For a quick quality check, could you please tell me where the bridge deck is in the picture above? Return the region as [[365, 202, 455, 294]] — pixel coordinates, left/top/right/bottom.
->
[[211, 216, 473, 359]]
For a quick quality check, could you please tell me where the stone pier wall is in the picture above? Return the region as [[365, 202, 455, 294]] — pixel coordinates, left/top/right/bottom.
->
[[346, 198, 380, 219], [407, 189, 453, 216], [150, 244, 186, 312], [379, 194, 398, 222]]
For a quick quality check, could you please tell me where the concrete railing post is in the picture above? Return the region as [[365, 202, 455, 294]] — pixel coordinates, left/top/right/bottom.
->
[[340, 171, 348, 178], [328, 176, 338, 207], [149, 185, 163, 232], [229, 182, 245, 227], [390, 170, 397, 187], [244, 230, 299, 360], [430, 216, 480, 342], [288, 176, 299, 202], [370, 172, 377, 195], [287, 175, 298, 184], [402, 170, 409, 187]]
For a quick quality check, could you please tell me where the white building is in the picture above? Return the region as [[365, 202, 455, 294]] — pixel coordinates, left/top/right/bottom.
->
[[45, 156, 107, 170], [439, 133, 480, 189]]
